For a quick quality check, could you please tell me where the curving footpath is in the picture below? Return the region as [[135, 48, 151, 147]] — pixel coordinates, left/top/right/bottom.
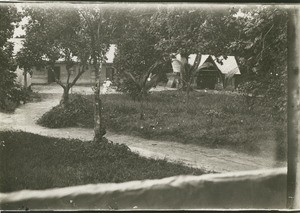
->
[[0, 85, 286, 173]]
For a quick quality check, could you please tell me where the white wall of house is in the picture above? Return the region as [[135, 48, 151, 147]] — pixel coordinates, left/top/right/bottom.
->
[[31, 67, 48, 84], [10, 38, 116, 86], [31, 63, 109, 85]]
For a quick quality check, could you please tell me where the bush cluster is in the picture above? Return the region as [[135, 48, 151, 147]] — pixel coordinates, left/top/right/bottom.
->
[[0, 131, 205, 192], [116, 78, 147, 101], [0, 86, 32, 113], [37, 94, 94, 128]]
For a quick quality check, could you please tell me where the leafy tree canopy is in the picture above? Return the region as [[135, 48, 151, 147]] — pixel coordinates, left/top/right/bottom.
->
[[113, 7, 171, 100], [149, 5, 287, 117], [224, 6, 287, 117], [0, 4, 24, 111]]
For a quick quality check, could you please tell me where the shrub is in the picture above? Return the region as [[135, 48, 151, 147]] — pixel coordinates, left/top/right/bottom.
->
[[37, 94, 94, 128], [0, 86, 33, 113], [117, 78, 145, 101], [0, 131, 205, 192], [204, 109, 222, 130]]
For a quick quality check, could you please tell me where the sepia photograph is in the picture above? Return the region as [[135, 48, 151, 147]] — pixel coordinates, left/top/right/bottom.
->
[[0, 1, 299, 210]]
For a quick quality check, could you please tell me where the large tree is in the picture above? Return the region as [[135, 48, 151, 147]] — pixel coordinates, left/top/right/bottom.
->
[[18, 6, 89, 105], [79, 5, 115, 141], [113, 7, 169, 119], [20, 5, 115, 141], [0, 4, 23, 111], [149, 6, 233, 97], [224, 6, 288, 118], [150, 5, 287, 118]]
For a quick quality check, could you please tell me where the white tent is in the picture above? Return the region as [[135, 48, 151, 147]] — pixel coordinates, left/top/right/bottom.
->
[[187, 54, 241, 75]]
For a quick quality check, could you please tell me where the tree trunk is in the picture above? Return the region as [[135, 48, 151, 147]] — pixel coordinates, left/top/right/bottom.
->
[[23, 70, 27, 89], [93, 86, 104, 141], [93, 63, 106, 142], [179, 68, 185, 90], [186, 80, 191, 110], [139, 95, 145, 120], [185, 53, 202, 112], [61, 86, 70, 106]]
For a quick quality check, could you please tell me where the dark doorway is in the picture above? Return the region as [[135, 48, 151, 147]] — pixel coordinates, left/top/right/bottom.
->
[[197, 71, 218, 89], [48, 67, 60, 83], [106, 67, 115, 81]]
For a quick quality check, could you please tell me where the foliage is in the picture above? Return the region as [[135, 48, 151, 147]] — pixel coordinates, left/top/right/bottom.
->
[[2, 90, 42, 113], [21, 5, 116, 140], [149, 5, 287, 118], [0, 4, 25, 112], [0, 131, 205, 192], [113, 7, 170, 101], [117, 78, 144, 100], [37, 94, 94, 128], [150, 6, 211, 55], [0, 88, 31, 113], [37, 92, 286, 157], [18, 6, 93, 104], [223, 6, 288, 120], [204, 109, 221, 128], [149, 7, 237, 93], [78, 6, 115, 140]]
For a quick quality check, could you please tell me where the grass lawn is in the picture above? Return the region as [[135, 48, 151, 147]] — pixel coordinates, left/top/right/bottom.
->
[[0, 131, 205, 193], [37, 90, 286, 158]]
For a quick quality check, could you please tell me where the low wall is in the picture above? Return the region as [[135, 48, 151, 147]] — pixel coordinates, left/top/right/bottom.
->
[[0, 168, 287, 210]]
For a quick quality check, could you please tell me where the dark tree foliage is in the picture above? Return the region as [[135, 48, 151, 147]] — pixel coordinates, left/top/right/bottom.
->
[[78, 6, 115, 141], [113, 7, 168, 101], [150, 5, 287, 119], [20, 5, 115, 141], [149, 6, 236, 94], [0, 5, 24, 112], [224, 6, 288, 120], [18, 6, 89, 105]]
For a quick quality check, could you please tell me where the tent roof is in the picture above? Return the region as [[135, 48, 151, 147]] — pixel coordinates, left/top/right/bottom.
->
[[210, 55, 241, 75], [187, 54, 241, 75], [198, 61, 214, 70]]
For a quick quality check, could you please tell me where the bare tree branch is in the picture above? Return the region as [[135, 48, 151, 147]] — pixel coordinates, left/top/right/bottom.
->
[[53, 74, 66, 89], [70, 64, 86, 87], [123, 70, 138, 84]]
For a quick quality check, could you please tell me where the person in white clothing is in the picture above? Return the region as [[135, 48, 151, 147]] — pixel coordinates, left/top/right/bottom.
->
[[102, 78, 112, 94]]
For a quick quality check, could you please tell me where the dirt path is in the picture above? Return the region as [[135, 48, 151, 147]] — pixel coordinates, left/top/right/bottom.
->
[[0, 85, 286, 173]]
